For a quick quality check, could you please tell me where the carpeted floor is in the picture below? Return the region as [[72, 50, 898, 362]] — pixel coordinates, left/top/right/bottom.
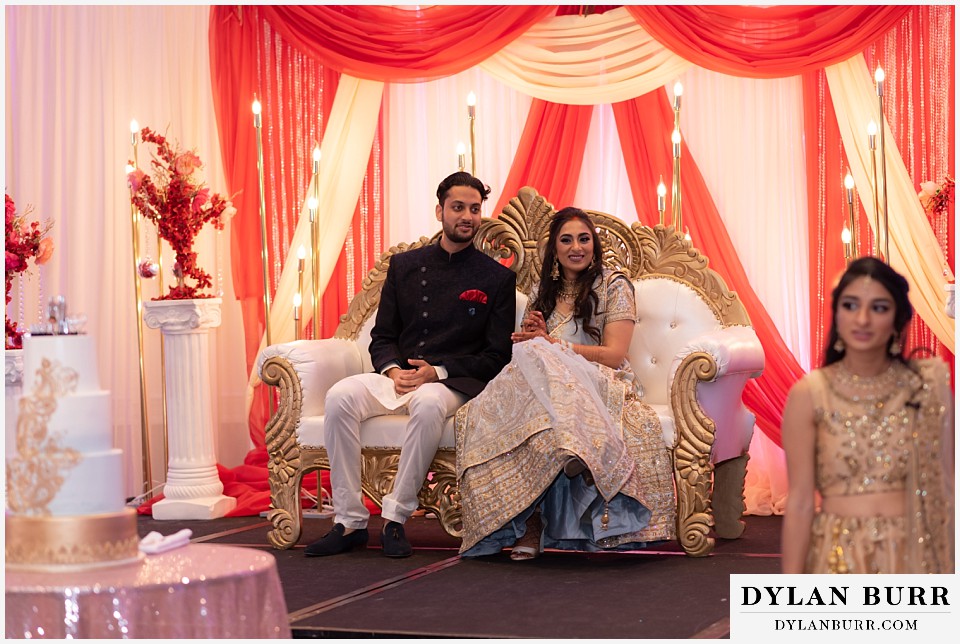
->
[[136, 512, 782, 638]]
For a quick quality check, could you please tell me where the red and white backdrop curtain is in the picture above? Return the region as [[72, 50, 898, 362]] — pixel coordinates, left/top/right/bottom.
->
[[5, 5, 953, 515]]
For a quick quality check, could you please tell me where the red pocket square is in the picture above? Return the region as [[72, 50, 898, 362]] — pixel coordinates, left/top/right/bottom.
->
[[459, 289, 488, 304]]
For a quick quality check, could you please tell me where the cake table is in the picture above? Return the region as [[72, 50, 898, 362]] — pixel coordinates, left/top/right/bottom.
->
[[5, 543, 290, 638]]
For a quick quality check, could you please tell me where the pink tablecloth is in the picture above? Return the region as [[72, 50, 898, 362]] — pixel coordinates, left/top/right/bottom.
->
[[5, 543, 290, 638]]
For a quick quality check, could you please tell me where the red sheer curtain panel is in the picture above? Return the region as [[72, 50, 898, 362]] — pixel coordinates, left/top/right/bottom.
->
[[259, 5, 555, 82], [494, 100, 593, 215], [628, 5, 910, 78], [613, 89, 808, 447], [865, 5, 954, 375], [204, 7, 386, 516], [802, 70, 849, 368]]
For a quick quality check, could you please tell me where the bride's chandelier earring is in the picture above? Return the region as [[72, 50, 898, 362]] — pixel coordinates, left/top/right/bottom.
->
[[551, 258, 560, 280], [833, 337, 845, 353], [889, 332, 901, 356]]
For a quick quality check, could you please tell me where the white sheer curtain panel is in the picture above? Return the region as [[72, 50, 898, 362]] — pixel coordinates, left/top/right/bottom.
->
[[679, 67, 810, 514], [679, 67, 811, 371], [385, 67, 532, 246], [5, 5, 251, 499]]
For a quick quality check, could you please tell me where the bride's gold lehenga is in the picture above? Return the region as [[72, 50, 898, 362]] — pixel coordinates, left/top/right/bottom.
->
[[804, 359, 954, 574], [455, 269, 676, 555]]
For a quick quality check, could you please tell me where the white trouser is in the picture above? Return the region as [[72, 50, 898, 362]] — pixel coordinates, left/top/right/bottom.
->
[[323, 375, 467, 529]]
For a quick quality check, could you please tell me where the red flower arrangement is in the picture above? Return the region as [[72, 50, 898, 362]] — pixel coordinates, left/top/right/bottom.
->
[[127, 127, 235, 300], [917, 175, 954, 217], [5, 194, 54, 349]]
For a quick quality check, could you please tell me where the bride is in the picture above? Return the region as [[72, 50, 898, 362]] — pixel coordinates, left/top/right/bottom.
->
[[455, 207, 676, 560]]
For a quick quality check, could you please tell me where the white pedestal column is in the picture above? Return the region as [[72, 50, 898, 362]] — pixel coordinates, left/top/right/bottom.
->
[[143, 298, 235, 520]]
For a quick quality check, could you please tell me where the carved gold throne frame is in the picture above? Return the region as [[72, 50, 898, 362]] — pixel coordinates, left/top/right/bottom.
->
[[259, 187, 761, 557]]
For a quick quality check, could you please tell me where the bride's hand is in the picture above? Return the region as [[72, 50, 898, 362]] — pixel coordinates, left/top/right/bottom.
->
[[513, 311, 549, 343], [521, 310, 546, 334]]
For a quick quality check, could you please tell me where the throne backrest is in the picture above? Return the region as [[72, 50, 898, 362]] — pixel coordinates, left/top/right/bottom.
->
[[336, 187, 749, 406]]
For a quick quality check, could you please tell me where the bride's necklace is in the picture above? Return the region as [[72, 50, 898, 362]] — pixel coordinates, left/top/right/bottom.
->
[[558, 278, 580, 301]]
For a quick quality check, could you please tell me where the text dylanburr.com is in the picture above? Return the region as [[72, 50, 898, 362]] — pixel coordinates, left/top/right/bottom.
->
[[730, 574, 957, 642]]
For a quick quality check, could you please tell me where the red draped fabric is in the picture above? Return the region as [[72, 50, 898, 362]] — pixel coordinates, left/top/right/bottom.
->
[[613, 90, 807, 447], [801, 70, 850, 368], [259, 5, 555, 83], [627, 5, 911, 78], [494, 100, 594, 214]]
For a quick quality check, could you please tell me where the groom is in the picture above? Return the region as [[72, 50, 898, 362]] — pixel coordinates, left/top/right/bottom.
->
[[306, 172, 516, 558]]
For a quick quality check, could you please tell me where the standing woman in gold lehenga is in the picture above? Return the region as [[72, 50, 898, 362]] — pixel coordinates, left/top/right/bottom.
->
[[782, 257, 954, 573]]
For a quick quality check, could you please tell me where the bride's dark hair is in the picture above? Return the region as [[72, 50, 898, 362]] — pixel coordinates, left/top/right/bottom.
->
[[532, 207, 604, 343]]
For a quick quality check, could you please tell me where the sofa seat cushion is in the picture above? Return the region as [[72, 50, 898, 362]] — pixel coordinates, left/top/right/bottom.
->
[[297, 404, 675, 453], [298, 414, 458, 450]]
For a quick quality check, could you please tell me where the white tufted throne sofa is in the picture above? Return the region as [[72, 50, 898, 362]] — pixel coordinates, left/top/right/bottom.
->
[[257, 187, 764, 557]]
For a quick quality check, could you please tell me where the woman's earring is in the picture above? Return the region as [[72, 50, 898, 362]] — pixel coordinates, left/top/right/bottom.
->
[[589, 256, 596, 269], [889, 332, 901, 356], [551, 258, 560, 280], [833, 338, 845, 353]]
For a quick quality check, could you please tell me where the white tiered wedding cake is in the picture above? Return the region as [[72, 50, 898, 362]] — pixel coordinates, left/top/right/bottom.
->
[[5, 333, 140, 568]]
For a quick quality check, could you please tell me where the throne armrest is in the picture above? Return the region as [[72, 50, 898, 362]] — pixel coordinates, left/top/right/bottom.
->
[[669, 325, 764, 463], [257, 338, 365, 418], [670, 326, 764, 382]]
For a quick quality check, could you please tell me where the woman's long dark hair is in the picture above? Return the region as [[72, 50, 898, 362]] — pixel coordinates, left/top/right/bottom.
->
[[532, 207, 604, 343], [824, 256, 913, 366]]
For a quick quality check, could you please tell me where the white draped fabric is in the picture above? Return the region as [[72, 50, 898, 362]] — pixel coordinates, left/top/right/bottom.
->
[[5, 6, 250, 496], [479, 8, 692, 105], [8, 6, 950, 517]]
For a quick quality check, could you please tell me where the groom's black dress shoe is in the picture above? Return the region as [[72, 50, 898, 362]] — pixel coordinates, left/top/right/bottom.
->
[[304, 523, 369, 557], [380, 520, 413, 558]]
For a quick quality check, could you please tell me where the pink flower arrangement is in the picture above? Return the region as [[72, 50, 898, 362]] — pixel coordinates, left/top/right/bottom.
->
[[5, 194, 54, 349], [127, 127, 233, 300]]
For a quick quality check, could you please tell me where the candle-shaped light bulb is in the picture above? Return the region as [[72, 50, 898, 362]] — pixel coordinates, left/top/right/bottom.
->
[[867, 120, 877, 150], [844, 173, 855, 203], [671, 129, 682, 157], [456, 141, 466, 171], [467, 91, 477, 118], [297, 245, 306, 261], [252, 98, 262, 127], [312, 145, 321, 174], [657, 178, 666, 212], [308, 196, 318, 211], [841, 225, 852, 244], [673, 82, 683, 110], [684, 228, 692, 242], [125, 163, 135, 175], [874, 66, 885, 96], [293, 292, 302, 308]]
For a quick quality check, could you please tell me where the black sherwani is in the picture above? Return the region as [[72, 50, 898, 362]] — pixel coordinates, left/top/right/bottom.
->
[[369, 242, 516, 398]]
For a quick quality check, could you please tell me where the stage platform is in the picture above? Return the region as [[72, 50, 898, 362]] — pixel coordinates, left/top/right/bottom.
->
[[134, 512, 782, 638]]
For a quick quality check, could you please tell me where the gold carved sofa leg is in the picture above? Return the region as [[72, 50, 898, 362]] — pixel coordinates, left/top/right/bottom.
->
[[671, 351, 719, 557], [711, 453, 749, 539], [261, 356, 305, 549]]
